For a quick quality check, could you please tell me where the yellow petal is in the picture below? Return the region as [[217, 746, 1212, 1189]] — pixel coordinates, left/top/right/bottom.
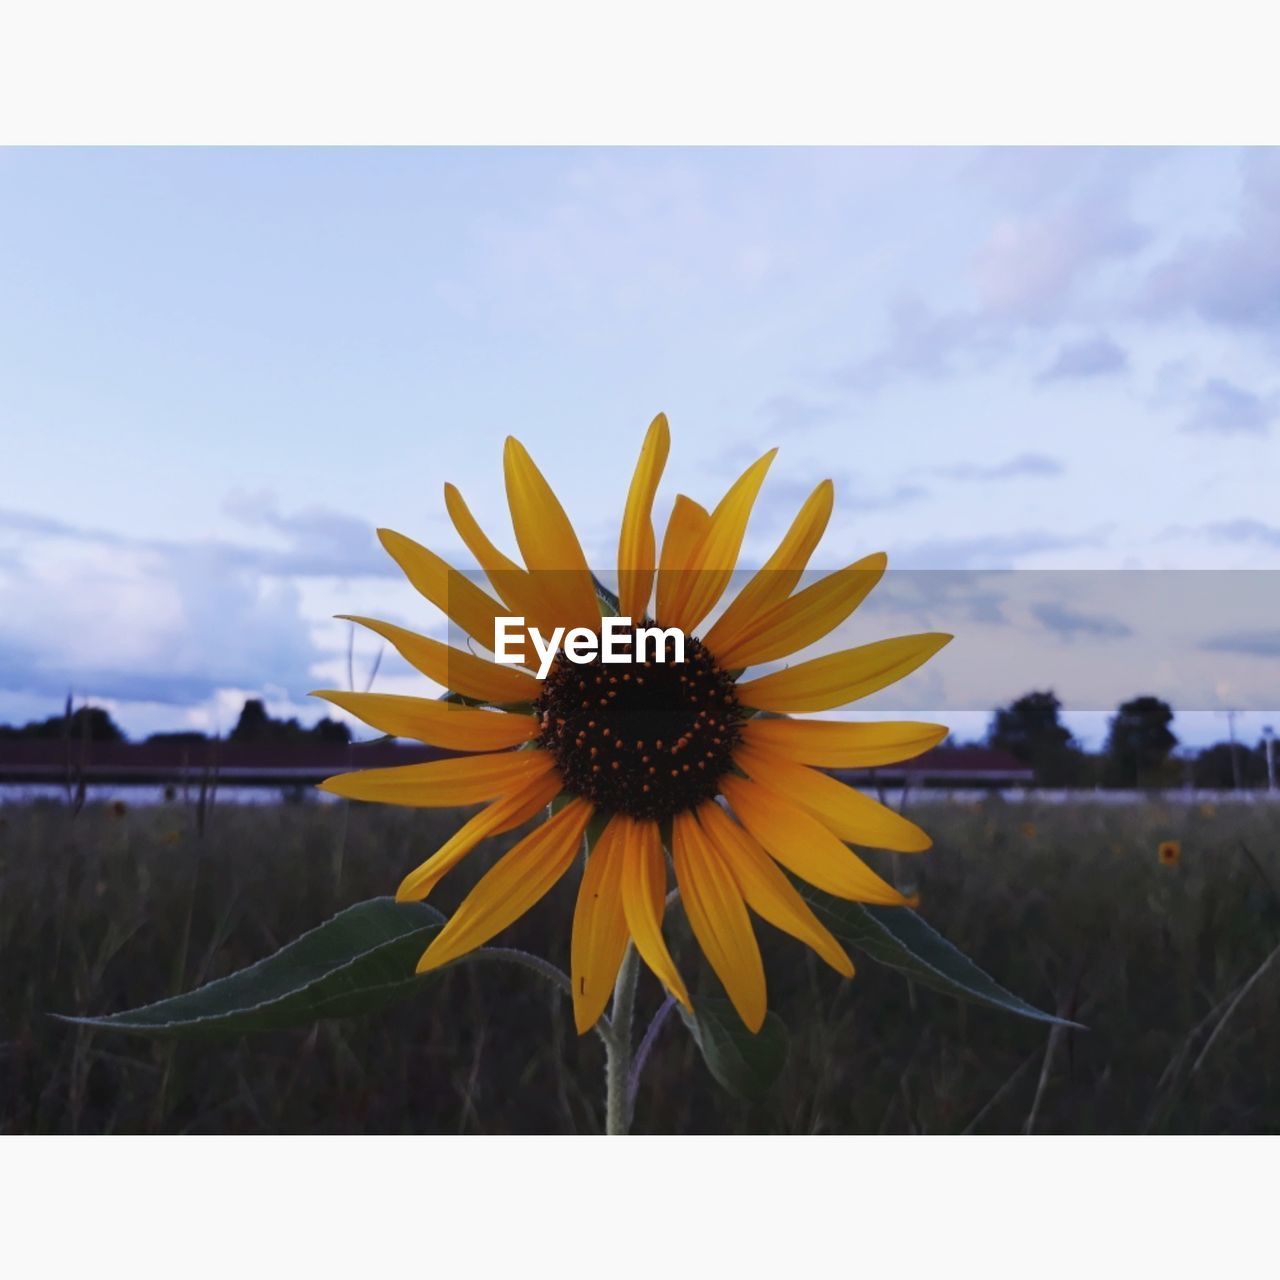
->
[[677, 449, 777, 633], [672, 811, 767, 1033], [715, 552, 887, 669], [617, 413, 671, 623], [655, 495, 711, 629], [377, 528, 513, 656], [697, 801, 853, 977], [337, 615, 541, 706], [570, 815, 630, 1034], [318, 748, 555, 808], [395, 768, 562, 902], [445, 483, 568, 638], [735, 742, 932, 852], [311, 691, 537, 753], [619, 818, 692, 1011], [739, 717, 948, 769], [703, 479, 833, 659], [416, 797, 592, 971], [503, 436, 600, 630], [736, 633, 952, 713], [444, 483, 522, 579], [719, 774, 908, 905]]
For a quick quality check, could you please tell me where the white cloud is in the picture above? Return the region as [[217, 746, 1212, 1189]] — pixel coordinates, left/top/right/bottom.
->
[[1141, 149, 1280, 331], [975, 200, 1148, 322]]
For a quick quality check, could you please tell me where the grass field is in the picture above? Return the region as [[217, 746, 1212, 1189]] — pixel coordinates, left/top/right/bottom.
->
[[3, 792, 1279, 1134]]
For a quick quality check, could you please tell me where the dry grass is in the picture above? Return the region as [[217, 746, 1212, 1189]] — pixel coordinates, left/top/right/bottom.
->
[[2, 793, 1278, 1133]]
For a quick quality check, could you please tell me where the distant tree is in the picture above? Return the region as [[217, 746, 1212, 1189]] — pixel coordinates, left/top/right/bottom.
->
[[0, 706, 126, 742], [1104, 695, 1177, 787], [230, 699, 273, 743], [310, 716, 351, 744], [1193, 741, 1266, 789], [988, 690, 1086, 785], [228, 698, 350, 745], [145, 731, 210, 745]]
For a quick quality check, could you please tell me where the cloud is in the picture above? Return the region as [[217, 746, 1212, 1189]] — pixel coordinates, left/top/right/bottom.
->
[[1204, 519, 1280, 548], [836, 482, 929, 513], [1141, 150, 1280, 331], [0, 539, 325, 707], [928, 453, 1064, 482], [728, 466, 931, 566], [866, 569, 1011, 627], [1037, 335, 1128, 382], [975, 200, 1148, 324], [747, 473, 931, 527], [223, 490, 392, 575], [839, 298, 999, 391], [0, 500, 394, 579], [893, 529, 1108, 570], [758, 394, 838, 433], [0, 496, 395, 714], [1201, 629, 1280, 658], [964, 147, 1168, 208], [1031, 601, 1132, 640], [839, 163, 1149, 395], [1182, 378, 1277, 436]]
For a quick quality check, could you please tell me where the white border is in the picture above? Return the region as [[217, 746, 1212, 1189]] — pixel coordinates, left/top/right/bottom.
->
[[2, 1137, 1275, 1277], [1, 2, 1278, 144]]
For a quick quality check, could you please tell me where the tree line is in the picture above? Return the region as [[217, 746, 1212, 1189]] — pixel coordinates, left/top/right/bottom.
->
[[986, 690, 1275, 789], [0, 700, 349, 747], [2, 693, 1273, 789]]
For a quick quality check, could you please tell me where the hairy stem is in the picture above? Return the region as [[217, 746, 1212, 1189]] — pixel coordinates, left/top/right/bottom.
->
[[604, 944, 640, 1135]]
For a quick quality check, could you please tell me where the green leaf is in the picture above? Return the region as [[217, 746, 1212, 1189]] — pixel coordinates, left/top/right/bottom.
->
[[685, 997, 789, 1100], [56, 898, 446, 1038], [800, 887, 1080, 1027]]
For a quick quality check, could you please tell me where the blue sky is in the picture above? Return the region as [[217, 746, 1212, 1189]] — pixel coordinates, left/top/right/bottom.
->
[[1, 147, 1276, 747]]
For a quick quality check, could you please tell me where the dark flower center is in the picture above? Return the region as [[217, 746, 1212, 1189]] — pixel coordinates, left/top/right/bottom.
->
[[534, 625, 744, 821]]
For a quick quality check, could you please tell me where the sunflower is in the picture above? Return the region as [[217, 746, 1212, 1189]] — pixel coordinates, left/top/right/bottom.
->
[[1158, 840, 1181, 867], [313, 414, 951, 1033]]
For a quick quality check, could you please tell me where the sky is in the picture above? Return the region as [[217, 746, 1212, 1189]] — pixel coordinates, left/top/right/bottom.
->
[[1, 147, 1276, 749]]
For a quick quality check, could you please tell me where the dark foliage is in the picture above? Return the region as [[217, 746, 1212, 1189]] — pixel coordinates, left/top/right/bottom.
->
[[1104, 696, 1179, 788], [987, 690, 1092, 786], [4, 796, 1278, 1134], [0, 706, 126, 743], [228, 699, 350, 746]]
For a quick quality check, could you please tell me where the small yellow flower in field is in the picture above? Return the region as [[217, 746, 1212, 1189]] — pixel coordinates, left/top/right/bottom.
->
[[163, 830, 183, 847], [1158, 840, 1181, 867], [1020, 821, 1037, 839], [110, 799, 128, 818], [1199, 803, 1216, 819], [315, 413, 952, 1033]]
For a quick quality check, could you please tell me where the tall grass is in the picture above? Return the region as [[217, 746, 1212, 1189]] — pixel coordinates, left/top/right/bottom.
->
[[2, 794, 1278, 1133]]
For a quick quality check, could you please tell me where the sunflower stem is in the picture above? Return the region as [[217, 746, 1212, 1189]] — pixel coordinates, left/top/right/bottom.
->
[[604, 943, 640, 1135]]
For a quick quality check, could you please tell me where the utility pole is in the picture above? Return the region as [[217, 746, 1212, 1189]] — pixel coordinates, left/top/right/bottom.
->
[[1223, 708, 1242, 791], [1265, 725, 1277, 793]]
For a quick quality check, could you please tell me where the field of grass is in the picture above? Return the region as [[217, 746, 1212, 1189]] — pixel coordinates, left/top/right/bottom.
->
[[3, 791, 1279, 1134]]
